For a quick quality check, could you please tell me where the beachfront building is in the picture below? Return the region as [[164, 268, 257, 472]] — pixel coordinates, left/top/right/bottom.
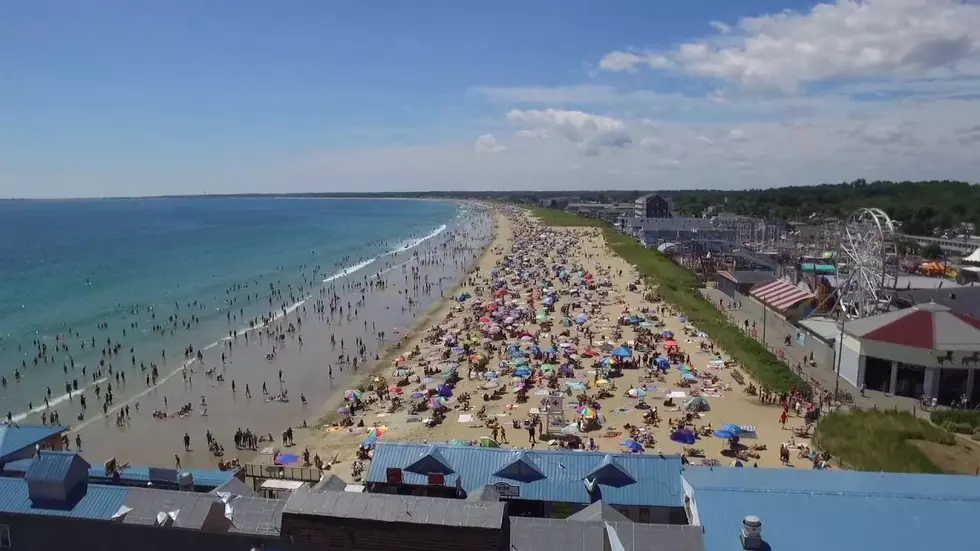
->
[[627, 217, 736, 249], [825, 302, 980, 404], [715, 271, 777, 300], [364, 443, 689, 523], [746, 279, 819, 322], [3, 441, 980, 550], [682, 465, 980, 551]]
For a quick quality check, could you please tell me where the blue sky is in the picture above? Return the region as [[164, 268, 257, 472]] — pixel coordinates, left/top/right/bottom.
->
[[2, 0, 979, 197]]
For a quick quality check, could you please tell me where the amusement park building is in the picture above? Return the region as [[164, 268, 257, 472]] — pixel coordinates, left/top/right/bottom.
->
[[832, 302, 980, 404]]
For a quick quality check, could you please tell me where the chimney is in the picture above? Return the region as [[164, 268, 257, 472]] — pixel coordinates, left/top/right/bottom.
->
[[740, 516, 763, 550], [178, 472, 194, 491]]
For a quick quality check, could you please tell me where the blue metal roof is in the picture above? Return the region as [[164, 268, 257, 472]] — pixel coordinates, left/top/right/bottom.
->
[[585, 454, 636, 487], [405, 446, 455, 475], [367, 443, 684, 507], [0, 477, 129, 520], [685, 467, 980, 551], [0, 424, 67, 462], [86, 465, 239, 488], [683, 465, 980, 499], [25, 451, 88, 483], [494, 451, 546, 483], [0, 458, 35, 475]]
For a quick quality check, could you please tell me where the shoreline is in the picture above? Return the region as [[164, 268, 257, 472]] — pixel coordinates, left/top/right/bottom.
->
[[294, 208, 506, 451], [12, 200, 490, 471], [297, 206, 816, 480]]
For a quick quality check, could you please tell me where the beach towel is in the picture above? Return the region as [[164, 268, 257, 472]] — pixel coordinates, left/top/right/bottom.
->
[[457, 414, 474, 423]]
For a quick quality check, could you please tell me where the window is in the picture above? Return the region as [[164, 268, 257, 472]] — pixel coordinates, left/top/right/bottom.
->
[[0, 524, 10, 548]]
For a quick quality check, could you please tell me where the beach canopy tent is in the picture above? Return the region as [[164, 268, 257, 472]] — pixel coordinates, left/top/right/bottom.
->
[[965, 248, 980, 264], [749, 279, 815, 313], [843, 302, 980, 351]]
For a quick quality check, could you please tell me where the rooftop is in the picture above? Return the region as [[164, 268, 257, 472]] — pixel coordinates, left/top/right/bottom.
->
[[716, 270, 776, 285], [87, 464, 240, 490], [684, 467, 980, 551], [510, 517, 704, 551], [895, 285, 980, 319], [120, 486, 284, 536], [366, 443, 685, 507], [843, 301, 980, 351], [283, 487, 505, 529], [0, 477, 129, 520], [0, 424, 68, 462]]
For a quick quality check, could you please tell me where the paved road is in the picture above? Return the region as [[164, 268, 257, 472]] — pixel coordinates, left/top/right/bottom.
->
[[699, 286, 920, 414]]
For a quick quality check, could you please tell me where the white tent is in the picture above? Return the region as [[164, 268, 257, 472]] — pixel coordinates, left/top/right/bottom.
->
[[965, 248, 980, 264]]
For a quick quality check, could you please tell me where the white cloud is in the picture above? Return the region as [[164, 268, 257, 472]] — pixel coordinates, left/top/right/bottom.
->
[[640, 136, 665, 150], [598, 0, 980, 92], [515, 128, 550, 139], [728, 128, 748, 141], [474, 133, 506, 153], [506, 109, 633, 155]]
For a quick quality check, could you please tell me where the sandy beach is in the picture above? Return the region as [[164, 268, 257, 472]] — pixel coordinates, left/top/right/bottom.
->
[[296, 205, 819, 481], [60, 203, 495, 470]]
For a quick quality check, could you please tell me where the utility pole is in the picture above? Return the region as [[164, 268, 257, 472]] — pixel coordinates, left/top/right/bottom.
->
[[761, 302, 767, 345], [833, 310, 846, 400]]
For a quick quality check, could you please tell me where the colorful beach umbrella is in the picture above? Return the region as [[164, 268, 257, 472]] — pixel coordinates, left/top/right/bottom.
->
[[343, 389, 362, 401], [627, 388, 647, 398], [576, 405, 597, 418], [430, 396, 449, 408]]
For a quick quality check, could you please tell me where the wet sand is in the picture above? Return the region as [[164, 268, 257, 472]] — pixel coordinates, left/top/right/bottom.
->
[[69, 205, 495, 469], [301, 207, 815, 480]]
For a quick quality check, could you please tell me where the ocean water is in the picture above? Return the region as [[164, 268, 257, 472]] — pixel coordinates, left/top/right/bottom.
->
[[0, 197, 461, 422]]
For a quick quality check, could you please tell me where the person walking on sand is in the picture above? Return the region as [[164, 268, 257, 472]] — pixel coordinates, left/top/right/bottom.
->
[[174, 455, 181, 469], [779, 409, 788, 429], [183, 432, 191, 451]]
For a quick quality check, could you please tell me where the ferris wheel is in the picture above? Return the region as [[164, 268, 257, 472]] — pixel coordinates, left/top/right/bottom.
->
[[836, 207, 898, 318]]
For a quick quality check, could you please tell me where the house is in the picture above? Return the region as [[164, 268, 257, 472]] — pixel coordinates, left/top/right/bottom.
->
[[715, 271, 776, 299], [635, 194, 675, 219]]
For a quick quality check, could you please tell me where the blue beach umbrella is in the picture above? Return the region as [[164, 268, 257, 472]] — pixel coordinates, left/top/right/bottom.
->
[[621, 439, 644, 453], [611, 346, 633, 358]]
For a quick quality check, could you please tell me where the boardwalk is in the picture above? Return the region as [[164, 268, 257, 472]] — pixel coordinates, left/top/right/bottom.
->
[[699, 286, 922, 414]]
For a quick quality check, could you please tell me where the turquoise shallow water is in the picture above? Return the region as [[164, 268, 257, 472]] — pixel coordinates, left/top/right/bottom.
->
[[0, 197, 459, 420]]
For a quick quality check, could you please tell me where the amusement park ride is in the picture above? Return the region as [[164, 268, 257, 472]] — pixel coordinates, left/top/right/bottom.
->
[[809, 207, 900, 321]]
